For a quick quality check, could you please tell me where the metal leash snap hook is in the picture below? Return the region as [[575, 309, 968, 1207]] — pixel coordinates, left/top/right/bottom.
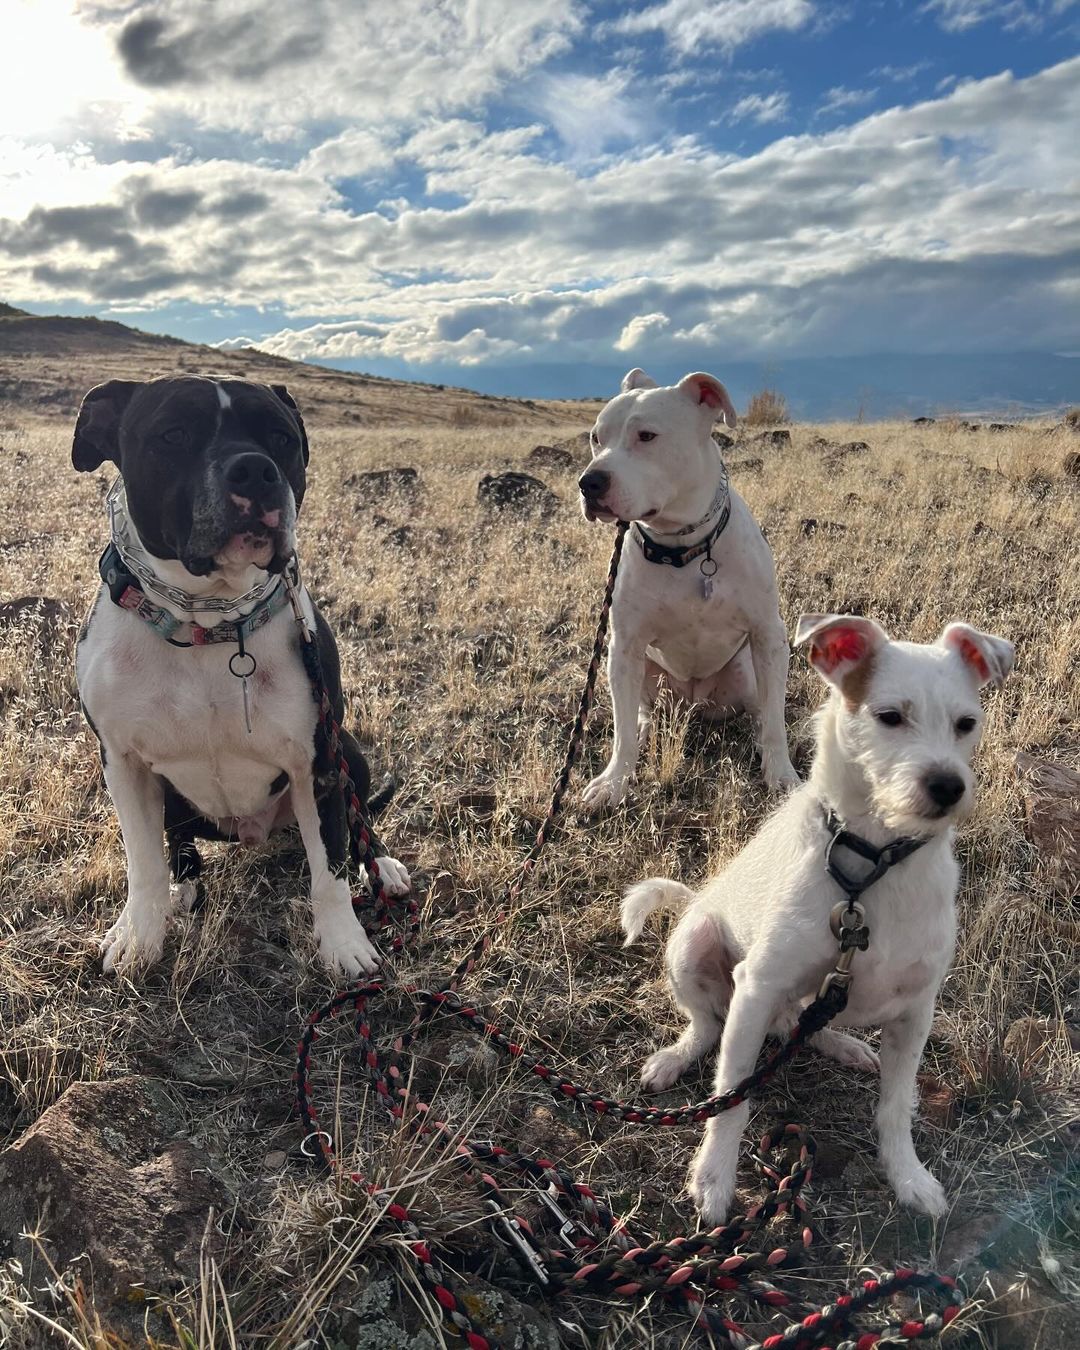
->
[[485, 1201, 550, 1286], [300, 1130, 334, 1158], [536, 1182, 590, 1253]]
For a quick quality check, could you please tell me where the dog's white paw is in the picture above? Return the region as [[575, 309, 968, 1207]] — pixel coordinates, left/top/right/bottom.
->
[[814, 1030, 880, 1073], [892, 1166, 948, 1219], [641, 1047, 689, 1093], [314, 912, 381, 978], [101, 902, 167, 975], [171, 879, 200, 914], [763, 756, 800, 792], [372, 855, 411, 897], [688, 1143, 739, 1227], [582, 769, 630, 813]]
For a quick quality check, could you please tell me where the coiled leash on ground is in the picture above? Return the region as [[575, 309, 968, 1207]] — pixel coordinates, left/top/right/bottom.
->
[[286, 531, 962, 1350]]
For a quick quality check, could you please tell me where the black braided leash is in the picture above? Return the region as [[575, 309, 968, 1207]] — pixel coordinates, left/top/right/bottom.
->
[[288, 527, 962, 1350]]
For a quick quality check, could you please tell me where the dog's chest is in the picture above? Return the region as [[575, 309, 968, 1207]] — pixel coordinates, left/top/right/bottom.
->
[[834, 877, 956, 1026], [79, 598, 315, 817]]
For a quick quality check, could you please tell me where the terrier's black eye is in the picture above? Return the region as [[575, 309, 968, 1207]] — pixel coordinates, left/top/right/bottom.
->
[[161, 427, 186, 446], [876, 709, 904, 727], [268, 431, 291, 450], [639, 430, 657, 442], [955, 715, 977, 735]]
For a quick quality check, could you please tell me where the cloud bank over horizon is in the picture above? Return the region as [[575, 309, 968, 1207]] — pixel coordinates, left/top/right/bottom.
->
[[2, 0, 1078, 390]]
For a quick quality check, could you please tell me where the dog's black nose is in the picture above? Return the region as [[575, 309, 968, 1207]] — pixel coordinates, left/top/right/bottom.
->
[[578, 468, 611, 498], [224, 452, 281, 491], [925, 772, 965, 809]]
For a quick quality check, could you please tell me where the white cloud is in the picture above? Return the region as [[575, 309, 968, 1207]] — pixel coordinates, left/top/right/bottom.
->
[[530, 68, 649, 158], [818, 85, 876, 116], [612, 0, 817, 56], [727, 90, 791, 124], [924, 0, 1079, 31], [58, 0, 583, 140], [1, 1, 1078, 376], [615, 311, 671, 350]]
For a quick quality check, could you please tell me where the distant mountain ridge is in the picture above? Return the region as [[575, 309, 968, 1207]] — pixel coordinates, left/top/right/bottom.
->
[[2, 305, 1076, 419]]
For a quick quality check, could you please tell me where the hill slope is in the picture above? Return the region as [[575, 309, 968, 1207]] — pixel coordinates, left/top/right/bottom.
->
[[0, 309, 595, 428]]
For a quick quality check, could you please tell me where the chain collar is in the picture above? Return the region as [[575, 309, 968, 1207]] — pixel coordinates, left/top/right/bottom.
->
[[105, 476, 281, 621]]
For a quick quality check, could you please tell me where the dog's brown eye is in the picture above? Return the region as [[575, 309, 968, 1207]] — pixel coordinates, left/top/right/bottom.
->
[[268, 431, 291, 450], [639, 430, 657, 442], [876, 709, 904, 727], [955, 715, 977, 734], [161, 427, 186, 446]]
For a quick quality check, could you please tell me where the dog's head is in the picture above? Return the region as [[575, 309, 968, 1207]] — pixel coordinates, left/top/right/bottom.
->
[[72, 376, 308, 579], [796, 613, 1014, 834], [578, 368, 737, 527]]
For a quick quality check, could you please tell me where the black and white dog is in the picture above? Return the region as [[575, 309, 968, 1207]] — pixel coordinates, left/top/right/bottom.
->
[[74, 375, 409, 978]]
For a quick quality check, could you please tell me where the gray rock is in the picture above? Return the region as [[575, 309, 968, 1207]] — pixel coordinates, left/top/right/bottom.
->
[[0, 1076, 234, 1303]]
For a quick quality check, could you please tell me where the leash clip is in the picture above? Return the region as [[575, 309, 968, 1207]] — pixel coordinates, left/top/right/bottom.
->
[[535, 1182, 590, 1253], [486, 1201, 550, 1286]]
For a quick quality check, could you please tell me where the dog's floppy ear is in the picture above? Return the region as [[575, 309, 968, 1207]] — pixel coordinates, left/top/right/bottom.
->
[[270, 383, 309, 465], [676, 372, 737, 430], [795, 613, 889, 696], [72, 380, 140, 472], [939, 623, 1014, 690], [621, 368, 658, 393]]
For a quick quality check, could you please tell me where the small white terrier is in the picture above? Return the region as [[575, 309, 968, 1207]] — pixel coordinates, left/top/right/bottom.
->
[[621, 613, 1014, 1224]]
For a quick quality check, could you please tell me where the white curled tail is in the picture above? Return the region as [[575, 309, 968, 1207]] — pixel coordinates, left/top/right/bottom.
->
[[620, 877, 695, 945]]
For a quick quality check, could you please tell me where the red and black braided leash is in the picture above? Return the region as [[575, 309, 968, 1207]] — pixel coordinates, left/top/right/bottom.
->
[[285, 530, 962, 1350]]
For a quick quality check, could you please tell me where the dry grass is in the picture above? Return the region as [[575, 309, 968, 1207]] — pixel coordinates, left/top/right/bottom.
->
[[743, 388, 790, 426], [0, 356, 1078, 1348]]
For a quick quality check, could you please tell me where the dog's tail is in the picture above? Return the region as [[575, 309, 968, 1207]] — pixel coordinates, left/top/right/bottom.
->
[[367, 774, 398, 819], [620, 877, 695, 946]]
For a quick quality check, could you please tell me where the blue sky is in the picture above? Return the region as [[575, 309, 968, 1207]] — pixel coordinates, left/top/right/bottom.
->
[[1, 0, 1078, 397]]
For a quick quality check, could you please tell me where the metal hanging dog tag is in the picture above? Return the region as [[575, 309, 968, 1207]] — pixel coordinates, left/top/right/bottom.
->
[[229, 638, 258, 735], [700, 553, 718, 600]]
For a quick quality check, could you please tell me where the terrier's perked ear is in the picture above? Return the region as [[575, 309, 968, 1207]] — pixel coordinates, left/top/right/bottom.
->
[[939, 623, 1015, 690]]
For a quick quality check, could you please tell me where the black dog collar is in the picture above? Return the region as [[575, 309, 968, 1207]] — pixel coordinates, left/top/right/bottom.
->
[[823, 807, 926, 901], [635, 498, 731, 569]]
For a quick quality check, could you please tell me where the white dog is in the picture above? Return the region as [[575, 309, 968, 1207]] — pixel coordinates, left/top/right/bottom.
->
[[578, 369, 797, 810], [621, 613, 1014, 1223]]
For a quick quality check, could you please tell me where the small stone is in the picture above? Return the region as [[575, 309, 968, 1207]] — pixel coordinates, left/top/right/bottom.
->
[[477, 471, 559, 516], [525, 444, 575, 471], [263, 1150, 287, 1170], [345, 467, 423, 501], [800, 518, 848, 538]]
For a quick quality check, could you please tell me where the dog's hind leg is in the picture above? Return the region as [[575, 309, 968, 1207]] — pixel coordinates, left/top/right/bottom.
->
[[641, 911, 732, 1092], [164, 780, 206, 914]]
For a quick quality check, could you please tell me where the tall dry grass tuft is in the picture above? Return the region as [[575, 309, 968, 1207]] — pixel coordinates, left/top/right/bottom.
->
[[743, 387, 790, 425], [0, 393, 1077, 1346]]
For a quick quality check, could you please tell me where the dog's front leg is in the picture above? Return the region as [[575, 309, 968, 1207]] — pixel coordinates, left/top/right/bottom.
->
[[877, 1001, 947, 1217], [583, 634, 645, 811], [292, 765, 380, 978], [100, 753, 170, 973], [689, 961, 780, 1223], [748, 620, 798, 790]]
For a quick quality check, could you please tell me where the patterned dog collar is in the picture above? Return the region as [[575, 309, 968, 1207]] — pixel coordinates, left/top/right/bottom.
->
[[98, 539, 293, 648]]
